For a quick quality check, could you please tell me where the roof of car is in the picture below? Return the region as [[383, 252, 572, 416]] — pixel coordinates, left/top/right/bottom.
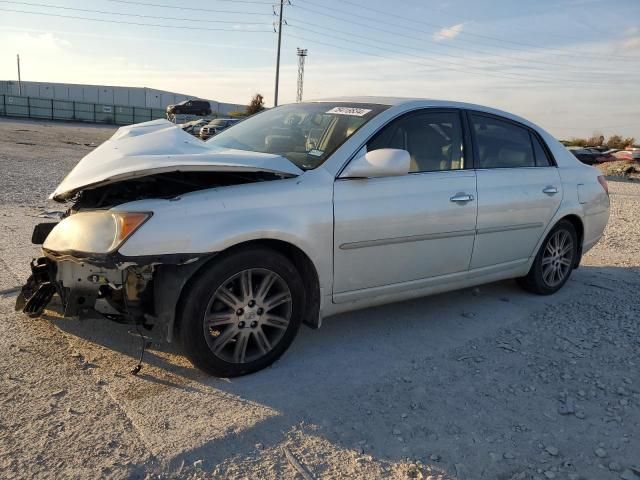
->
[[309, 96, 507, 109], [308, 96, 541, 133]]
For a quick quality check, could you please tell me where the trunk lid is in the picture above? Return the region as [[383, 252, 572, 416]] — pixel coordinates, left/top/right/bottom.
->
[[51, 119, 302, 201]]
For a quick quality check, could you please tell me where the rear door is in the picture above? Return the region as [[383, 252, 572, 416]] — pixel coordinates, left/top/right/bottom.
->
[[333, 109, 478, 297], [468, 111, 562, 269]]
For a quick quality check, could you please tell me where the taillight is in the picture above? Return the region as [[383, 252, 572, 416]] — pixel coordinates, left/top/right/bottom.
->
[[597, 175, 609, 196]]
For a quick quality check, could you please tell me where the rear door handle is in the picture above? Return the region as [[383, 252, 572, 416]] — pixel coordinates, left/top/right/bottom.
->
[[542, 186, 558, 195], [450, 193, 474, 203]]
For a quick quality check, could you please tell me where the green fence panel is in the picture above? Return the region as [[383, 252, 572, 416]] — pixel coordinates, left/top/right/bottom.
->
[[74, 110, 95, 122], [133, 107, 152, 123], [5, 95, 28, 106], [5, 104, 29, 117], [52, 100, 74, 120], [29, 98, 52, 109], [0, 94, 176, 125], [114, 114, 134, 125], [74, 102, 93, 113], [115, 106, 133, 115], [53, 100, 73, 110], [29, 107, 53, 118], [94, 104, 114, 124]]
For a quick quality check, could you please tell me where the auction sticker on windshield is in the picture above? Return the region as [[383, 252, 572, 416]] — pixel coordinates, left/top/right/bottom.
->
[[326, 107, 372, 117]]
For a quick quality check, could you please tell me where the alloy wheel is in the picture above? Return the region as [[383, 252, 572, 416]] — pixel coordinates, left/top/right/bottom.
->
[[541, 229, 574, 288], [203, 268, 292, 364]]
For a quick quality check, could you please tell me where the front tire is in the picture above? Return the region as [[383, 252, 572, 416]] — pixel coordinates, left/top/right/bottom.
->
[[178, 248, 305, 377], [517, 220, 577, 295]]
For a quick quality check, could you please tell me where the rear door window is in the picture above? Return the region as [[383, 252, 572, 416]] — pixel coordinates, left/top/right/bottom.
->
[[470, 114, 535, 168]]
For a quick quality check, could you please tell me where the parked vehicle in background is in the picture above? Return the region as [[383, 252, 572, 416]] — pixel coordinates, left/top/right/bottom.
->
[[200, 118, 240, 140], [181, 119, 209, 136], [568, 147, 599, 165], [613, 149, 640, 161], [16, 98, 610, 377], [166, 99, 212, 116], [587, 148, 616, 163]]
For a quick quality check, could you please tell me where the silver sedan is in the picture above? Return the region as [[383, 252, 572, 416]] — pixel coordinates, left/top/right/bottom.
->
[[17, 97, 610, 376]]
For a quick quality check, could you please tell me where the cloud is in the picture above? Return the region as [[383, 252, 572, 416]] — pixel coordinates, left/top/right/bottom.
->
[[622, 36, 640, 50], [432, 23, 465, 42], [624, 26, 639, 36], [11, 32, 71, 52]]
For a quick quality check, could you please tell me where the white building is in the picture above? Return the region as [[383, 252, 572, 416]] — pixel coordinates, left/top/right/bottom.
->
[[0, 80, 245, 115]]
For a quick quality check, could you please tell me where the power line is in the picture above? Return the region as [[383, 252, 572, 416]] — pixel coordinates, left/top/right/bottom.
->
[[287, 33, 564, 87], [333, 0, 640, 61], [106, 0, 275, 16], [285, 24, 631, 87], [286, 17, 636, 81], [0, 1, 269, 24], [296, 0, 640, 62], [286, 11, 638, 76], [0, 7, 272, 31], [283, 30, 632, 89], [110, 0, 275, 5]]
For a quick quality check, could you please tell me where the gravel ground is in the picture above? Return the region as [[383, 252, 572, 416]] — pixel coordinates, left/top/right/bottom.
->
[[0, 118, 639, 480], [597, 161, 640, 182]]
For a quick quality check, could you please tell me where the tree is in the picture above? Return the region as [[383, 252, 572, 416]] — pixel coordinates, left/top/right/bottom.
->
[[605, 135, 635, 150], [246, 93, 265, 115], [586, 132, 605, 147], [566, 137, 588, 147]]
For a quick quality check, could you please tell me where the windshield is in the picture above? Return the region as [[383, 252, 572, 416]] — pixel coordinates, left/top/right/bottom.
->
[[206, 102, 389, 170]]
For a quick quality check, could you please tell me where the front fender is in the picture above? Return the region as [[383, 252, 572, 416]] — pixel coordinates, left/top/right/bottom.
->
[[117, 173, 334, 291]]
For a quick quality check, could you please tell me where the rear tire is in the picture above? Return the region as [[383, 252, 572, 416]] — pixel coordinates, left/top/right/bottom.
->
[[178, 247, 304, 377], [517, 220, 577, 295]]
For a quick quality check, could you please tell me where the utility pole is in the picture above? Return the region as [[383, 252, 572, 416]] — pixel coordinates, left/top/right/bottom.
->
[[296, 48, 307, 103], [273, 0, 284, 107], [17, 54, 22, 96]]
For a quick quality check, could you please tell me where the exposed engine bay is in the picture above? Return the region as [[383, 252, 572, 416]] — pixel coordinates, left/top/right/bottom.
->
[[70, 170, 283, 210]]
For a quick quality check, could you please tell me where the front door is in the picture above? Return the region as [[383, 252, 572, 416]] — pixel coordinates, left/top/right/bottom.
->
[[333, 109, 478, 296]]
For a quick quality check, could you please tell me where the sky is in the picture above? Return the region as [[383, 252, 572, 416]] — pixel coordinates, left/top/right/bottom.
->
[[0, 0, 639, 139]]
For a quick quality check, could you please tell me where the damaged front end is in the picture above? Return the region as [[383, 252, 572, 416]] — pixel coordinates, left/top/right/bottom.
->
[[15, 119, 300, 338], [15, 237, 214, 339]]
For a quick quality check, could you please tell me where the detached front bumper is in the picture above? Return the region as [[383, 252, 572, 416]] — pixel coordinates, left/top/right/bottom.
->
[[15, 257, 58, 317], [15, 253, 141, 320], [16, 222, 213, 340]]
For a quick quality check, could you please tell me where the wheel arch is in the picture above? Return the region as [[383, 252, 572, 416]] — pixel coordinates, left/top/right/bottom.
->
[[558, 214, 584, 268], [167, 239, 322, 343]]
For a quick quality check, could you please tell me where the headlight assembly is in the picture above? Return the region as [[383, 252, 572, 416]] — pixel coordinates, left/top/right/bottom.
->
[[43, 211, 151, 254]]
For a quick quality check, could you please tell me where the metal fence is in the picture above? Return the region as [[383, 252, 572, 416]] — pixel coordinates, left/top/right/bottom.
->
[[0, 94, 166, 125]]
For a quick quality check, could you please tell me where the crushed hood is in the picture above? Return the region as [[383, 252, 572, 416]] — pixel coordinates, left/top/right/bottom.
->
[[51, 119, 302, 201]]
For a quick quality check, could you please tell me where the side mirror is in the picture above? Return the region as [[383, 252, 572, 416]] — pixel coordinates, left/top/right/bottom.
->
[[340, 148, 411, 178]]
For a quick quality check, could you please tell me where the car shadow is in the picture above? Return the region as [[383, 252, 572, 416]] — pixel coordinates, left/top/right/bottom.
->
[[45, 264, 638, 474]]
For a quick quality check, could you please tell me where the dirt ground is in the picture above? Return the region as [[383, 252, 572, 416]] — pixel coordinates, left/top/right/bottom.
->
[[0, 118, 638, 480]]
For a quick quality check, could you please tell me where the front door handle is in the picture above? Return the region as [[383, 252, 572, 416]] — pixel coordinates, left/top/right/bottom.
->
[[450, 193, 474, 203], [542, 186, 559, 195]]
